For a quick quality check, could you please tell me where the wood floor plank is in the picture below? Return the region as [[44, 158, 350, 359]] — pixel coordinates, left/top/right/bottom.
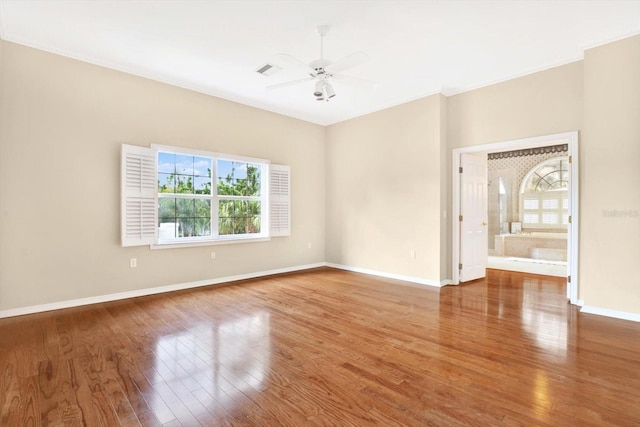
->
[[1, 267, 639, 426]]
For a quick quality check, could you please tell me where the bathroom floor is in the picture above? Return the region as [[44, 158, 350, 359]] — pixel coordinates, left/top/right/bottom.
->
[[488, 256, 567, 277]]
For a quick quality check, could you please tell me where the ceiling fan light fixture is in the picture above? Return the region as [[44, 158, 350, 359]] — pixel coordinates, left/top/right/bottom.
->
[[313, 80, 325, 97], [325, 82, 336, 99]]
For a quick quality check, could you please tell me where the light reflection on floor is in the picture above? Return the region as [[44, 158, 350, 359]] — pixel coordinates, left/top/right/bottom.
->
[[151, 312, 270, 417], [521, 277, 569, 359]]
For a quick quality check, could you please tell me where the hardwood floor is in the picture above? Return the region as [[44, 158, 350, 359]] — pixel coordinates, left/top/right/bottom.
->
[[1, 267, 639, 426]]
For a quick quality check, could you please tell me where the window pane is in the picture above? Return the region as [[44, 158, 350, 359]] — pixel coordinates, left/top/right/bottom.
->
[[158, 153, 176, 173], [542, 213, 558, 224], [194, 176, 211, 195], [176, 199, 195, 217], [217, 160, 262, 197], [248, 216, 261, 234], [217, 160, 234, 195], [193, 157, 211, 177], [233, 162, 247, 179], [218, 159, 233, 180], [524, 199, 539, 210], [218, 200, 233, 235], [234, 200, 248, 216], [175, 155, 194, 175], [217, 200, 262, 235], [194, 217, 211, 236], [524, 213, 539, 224], [158, 222, 179, 239], [233, 218, 247, 234], [542, 199, 558, 210], [562, 198, 569, 209], [194, 199, 211, 217], [247, 165, 261, 197], [179, 218, 195, 237], [248, 201, 261, 216], [522, 157, 570, 193], [219, 219, 232, 234], [219, 199, 234, 215], [159, 198, 176, 219], [158, 153, 212, 196], [158, 173, 175, 193], [174, 175, 194, 194]]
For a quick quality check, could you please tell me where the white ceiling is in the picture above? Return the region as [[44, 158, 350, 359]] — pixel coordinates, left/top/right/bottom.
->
[[1, 1, 639, 126]]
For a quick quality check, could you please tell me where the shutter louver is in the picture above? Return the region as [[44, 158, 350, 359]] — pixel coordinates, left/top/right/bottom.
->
[[121, 144, 157, 246], [269, 164, 290, 237]]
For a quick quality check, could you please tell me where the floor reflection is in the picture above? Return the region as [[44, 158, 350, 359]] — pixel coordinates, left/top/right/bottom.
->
[[150, 311, 271, 418], [439, 271, 571, 359], [521, 278, 568, 358]]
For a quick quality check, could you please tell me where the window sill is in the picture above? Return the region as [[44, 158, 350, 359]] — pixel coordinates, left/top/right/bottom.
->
[[151, 236, 270, 250]]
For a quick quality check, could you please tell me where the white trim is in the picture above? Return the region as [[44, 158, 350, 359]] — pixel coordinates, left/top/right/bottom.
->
[[580, 306, 640, 323], [452, 131, 579, 305], [3, 259, 636, 324], [326, 263, 446, 288], [0, 263, 325, 319]]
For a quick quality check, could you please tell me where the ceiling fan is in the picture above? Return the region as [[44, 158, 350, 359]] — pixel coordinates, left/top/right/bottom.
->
[[267, 25, 370, 101]]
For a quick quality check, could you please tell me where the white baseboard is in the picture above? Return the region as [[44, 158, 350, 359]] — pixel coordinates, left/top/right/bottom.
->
[[0, 263, 326, 319], [5, 262, 636, 324], [326, 263, 446, 288], [580, 305, 640, 322]]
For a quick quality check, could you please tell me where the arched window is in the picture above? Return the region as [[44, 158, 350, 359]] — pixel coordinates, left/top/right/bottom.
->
[[520, 157, 569, 228]]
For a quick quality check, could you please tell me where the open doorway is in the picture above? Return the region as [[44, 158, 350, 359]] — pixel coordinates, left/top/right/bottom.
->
[[488, 152, 569, 277], [452, 131, 579, 305]]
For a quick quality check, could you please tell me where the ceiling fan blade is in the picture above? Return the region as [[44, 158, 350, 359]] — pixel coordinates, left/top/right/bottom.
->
[[274, 53, 316, 75], [332, 74, 378, 91], [325, 51, 369, 74], [266, 77, 314, 90]]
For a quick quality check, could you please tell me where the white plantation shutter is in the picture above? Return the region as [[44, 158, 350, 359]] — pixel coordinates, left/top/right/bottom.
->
[[121, 144, 157, 246], [269, 164, 290, 237]]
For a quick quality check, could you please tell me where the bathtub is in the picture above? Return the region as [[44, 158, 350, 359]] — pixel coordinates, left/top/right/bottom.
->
[[494, 232, 568, 261]]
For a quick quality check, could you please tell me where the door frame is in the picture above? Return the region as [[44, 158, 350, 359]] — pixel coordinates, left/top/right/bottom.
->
[[451, 131, 580, 305]]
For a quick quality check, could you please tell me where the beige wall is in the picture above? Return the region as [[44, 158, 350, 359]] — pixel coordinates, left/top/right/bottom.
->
[[582, 35, 640, 314], [325, 95, 447, 282], [447, 61, 584, 149], [0, 41, 326, 311]]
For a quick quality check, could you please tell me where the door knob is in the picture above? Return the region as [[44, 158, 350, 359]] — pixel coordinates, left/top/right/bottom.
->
[[482, 222, 487, 226]]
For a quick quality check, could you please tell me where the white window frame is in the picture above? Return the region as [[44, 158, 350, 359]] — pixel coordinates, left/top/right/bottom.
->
[[121, 144, 290, 249], [153, 144, 270, 247]]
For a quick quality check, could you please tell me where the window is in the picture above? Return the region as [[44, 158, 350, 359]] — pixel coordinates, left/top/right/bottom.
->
[[217, 159, 263, 236], [121, 144, 290, 247], [158, 152, 213, 240], [520, 157, 569, 229]]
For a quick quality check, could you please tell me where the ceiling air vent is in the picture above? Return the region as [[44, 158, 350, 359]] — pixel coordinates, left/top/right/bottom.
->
[[255, 63, 281, 76]]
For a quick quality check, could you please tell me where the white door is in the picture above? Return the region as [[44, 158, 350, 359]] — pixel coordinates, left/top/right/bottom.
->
[[459, 152, 488, 282]]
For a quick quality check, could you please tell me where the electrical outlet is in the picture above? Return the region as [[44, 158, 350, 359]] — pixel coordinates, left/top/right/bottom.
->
[[410, 250, 416, 259], [307, 242, 312, 249], [210, 251, 216, 260], [130, 258, 137, 268]]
